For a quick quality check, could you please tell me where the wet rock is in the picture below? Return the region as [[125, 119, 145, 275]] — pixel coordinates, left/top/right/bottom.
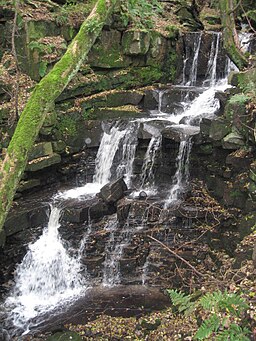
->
[[117, 198, 132, 224], [90, 199, 113, 220], [226, 150, 253, 170], [100, 178, 127, 204], [120, 257, 138, 274], [139, 191, 147, 200], [17, 179, 41, 192]]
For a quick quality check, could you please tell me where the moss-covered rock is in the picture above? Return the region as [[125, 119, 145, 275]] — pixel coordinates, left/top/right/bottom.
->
[[209, 119, 231, 141], [88, 29, 131, 68], [122, 30, 150, 56], [26, 153, 61, 172], [18, 179, 41, 192], [28, 142, 53, 161], [222, 129, 245, 149]]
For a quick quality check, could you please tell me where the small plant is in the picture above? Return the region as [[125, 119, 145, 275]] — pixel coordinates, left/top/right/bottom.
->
[[229, 93, 249, 105], [120, 0, 163, 30], [167, 289, 251, 340]]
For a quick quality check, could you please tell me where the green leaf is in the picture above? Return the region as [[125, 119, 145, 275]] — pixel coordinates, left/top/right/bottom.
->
[[194, 314, 221, 340], [39, 61, 48, 78]]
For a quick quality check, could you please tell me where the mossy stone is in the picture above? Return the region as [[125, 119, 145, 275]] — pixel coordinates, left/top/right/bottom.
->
[[28, 142, 53, 161], [26, 153, 61, 172], [18, 179, 41, 192], [209, 119, 231, 141], [88, 29, 131, 68], [122, 30, 150, 56]]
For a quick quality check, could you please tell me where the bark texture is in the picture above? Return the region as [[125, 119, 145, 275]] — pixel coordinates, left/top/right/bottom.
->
[[0, 0, 117, 233], [219, 0, 248, 69]]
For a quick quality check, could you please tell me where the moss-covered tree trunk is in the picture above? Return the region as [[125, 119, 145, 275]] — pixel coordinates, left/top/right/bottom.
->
[[0, 0, 117, 233], [219, 0, 248, 69]]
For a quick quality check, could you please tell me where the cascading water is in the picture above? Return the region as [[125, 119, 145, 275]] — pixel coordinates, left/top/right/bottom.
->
[[116, 123, 138, 188], [141, 135, 162, 191], [165, 137, 192, 205], [5, 205, 86, 332], [4, 30, 249, 336], [165, 32, 228, 206], [185, 32, 202, 86], [94, 124, 127, 185]]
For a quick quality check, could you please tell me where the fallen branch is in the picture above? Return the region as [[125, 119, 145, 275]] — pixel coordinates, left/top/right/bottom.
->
[[147, 235, 205, 277]]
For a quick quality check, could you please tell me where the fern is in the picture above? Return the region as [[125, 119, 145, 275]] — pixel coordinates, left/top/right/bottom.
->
[[167, 289, 195, 315], [194, 314, 221, 340], [167, 289, 251, 340], [199, 290, 248, 316], [216, 324, 250, 341]]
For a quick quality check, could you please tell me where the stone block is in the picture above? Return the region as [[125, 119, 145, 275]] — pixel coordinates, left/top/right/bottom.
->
[[88, 29, 130, 68], [222, 130, 245, 149], [122, 30, 150, 56], [18, 179, 41, 192], [209, 119, 230, 141], [100, 178, 128, 204], [28, 142, 53, 161], [26, 153, 61, 172]]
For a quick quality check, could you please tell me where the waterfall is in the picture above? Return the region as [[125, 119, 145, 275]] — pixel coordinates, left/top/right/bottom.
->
[[94, 124, 127, 185], [204, 32, 221, 87], [5, 206, 86, 332], [141, 135, 162, 190], [165, 137, 192, 206], [102, 220, 133, 287], [186, 32, 202, 86], [116, 123, 138, 188]]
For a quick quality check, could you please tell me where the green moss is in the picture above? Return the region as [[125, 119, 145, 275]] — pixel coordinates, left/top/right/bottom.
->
[[165, 25, 179, 40], [57, 115, 78, 137]]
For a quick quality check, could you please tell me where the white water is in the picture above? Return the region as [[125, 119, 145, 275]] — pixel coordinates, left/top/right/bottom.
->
[[6, 206, 86, 332], [165, 137, 192, 205], [186, 32, 202, 86], [141, 135, 162, 190], [116, 123, 138, 187], [94, 125, 127, 185]]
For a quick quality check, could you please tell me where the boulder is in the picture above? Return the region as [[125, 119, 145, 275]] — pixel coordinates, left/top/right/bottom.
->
[[100, 178, 127, 204]]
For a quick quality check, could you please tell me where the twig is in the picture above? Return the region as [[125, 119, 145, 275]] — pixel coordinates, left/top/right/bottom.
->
[[147, 235, 205, 277]]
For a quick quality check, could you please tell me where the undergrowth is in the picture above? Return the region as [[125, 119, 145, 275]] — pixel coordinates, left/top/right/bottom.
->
[[168, 289, 251, 340]]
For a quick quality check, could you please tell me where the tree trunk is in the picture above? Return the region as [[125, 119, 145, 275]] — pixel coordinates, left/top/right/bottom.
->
[[219, 0, 248, 69], [0, 0, 117, 233]]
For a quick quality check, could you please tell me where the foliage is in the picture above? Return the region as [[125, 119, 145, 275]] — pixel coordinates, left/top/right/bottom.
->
[[55, 0, 97, 26], [228, 93, 250, 105], [167, 289, 251, 340], [57, 115, 77, 137], [120, 0, 162, 30]]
